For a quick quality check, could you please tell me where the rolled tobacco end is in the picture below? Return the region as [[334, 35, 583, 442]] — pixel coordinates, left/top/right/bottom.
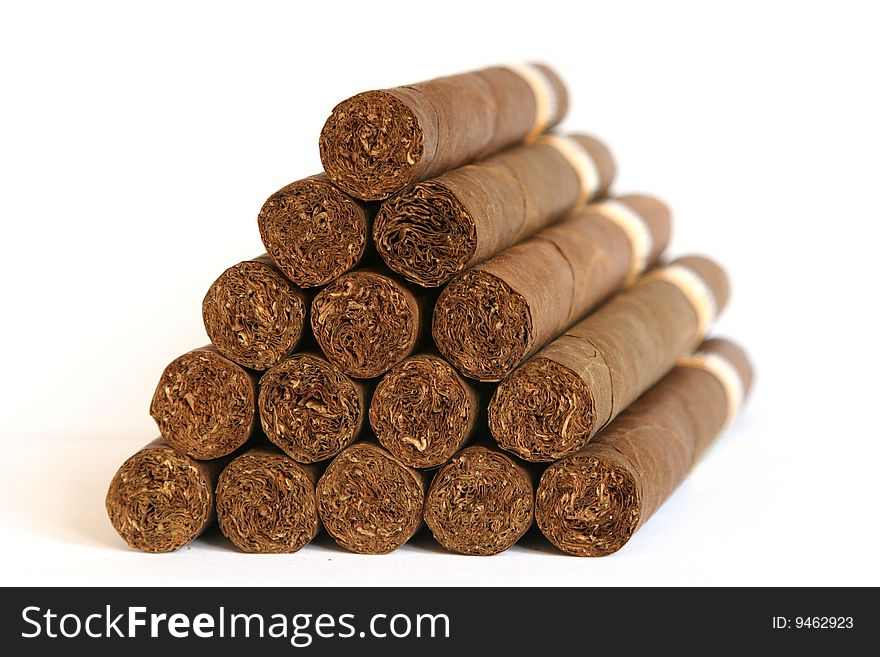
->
[[424, 444, 534, 556], [374, 134, 615, 287], [202, 254, 307, 370], [106, 438, 221, 552], [215, 447, 320, 553], [259, 353, 368, 464], [370, 354, 480, 469], [434, 195, 671, 381], [257, 174, 373, 287], [489, 255, 729, 461], [319, 63, 569, 200], [311, 269, 425, 378], [536, 337, 753, 556], [150, 346, 258, 460], [316, 442, 426, 554]]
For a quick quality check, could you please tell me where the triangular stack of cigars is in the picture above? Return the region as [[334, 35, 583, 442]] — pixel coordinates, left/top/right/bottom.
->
[[106, 63, 753, 557]]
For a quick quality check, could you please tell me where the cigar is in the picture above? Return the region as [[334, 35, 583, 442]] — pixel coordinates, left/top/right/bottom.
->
[[215, 447, 321, 553], [150, 346, 258, 460], [310, 269, 430, 378], [535, 338, 753, 556], [258, 352, 369, 464], [105, 438, 222, 552], [316, 441, 427, 554], [424, 443, 534, 556], [434, 196, 671, 381], [257, 174, 374, 287], [202, 255, 308, 371], [489, 256, 729, 461], [319, 63, 568, 200], [369, 353, 481, 469], [374, 134, 615, 287]]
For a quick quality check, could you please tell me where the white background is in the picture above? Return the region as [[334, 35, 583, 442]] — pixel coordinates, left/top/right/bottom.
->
[[1, 0, 878, 586]]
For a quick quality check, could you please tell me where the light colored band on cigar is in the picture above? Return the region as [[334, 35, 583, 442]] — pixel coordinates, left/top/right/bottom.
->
[[677, 351, 744, 428], [642, 264, 717, 340], [538, 135, 600, 207], [507, 63, 558, 140], [592, 200, 653, 285]]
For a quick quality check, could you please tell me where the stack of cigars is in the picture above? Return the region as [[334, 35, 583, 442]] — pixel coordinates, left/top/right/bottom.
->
[[106, 63, 753, 558]]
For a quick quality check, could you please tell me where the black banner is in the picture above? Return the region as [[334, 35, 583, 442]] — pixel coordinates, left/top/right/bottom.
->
[[2, 587, 868, 655]]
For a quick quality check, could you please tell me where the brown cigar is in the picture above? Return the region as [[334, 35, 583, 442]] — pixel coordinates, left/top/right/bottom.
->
[[316, 441, 427, 554], [106, 438, 223, 552], [319, 63, 568, 200], [489, 256, 728, 461], [258, 352, 370, 464], [150, 346, 258, 460], [369, 353, 482, 469], [434, 196, 671, 381], [310, 269, 430, 378], [257, 174, 374, 287], [202, 254, 308, 371], [536, 338, 753, 556], [215, 446, 321, 553], [374, 134, 615, 287], [424, 443, 534, 556]]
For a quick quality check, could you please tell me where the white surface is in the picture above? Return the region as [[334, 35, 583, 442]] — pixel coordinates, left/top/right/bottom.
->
[[1, 0, 878, 586]]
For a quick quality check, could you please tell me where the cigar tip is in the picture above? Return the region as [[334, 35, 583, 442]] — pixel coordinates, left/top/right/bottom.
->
[[570, 133, 617, 193], [673, 254, 730, 315], [525, 62, 569, 121], [616, 194, 673, 253], [699, 337, 755, 396], [617, 193, 671, 222]]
